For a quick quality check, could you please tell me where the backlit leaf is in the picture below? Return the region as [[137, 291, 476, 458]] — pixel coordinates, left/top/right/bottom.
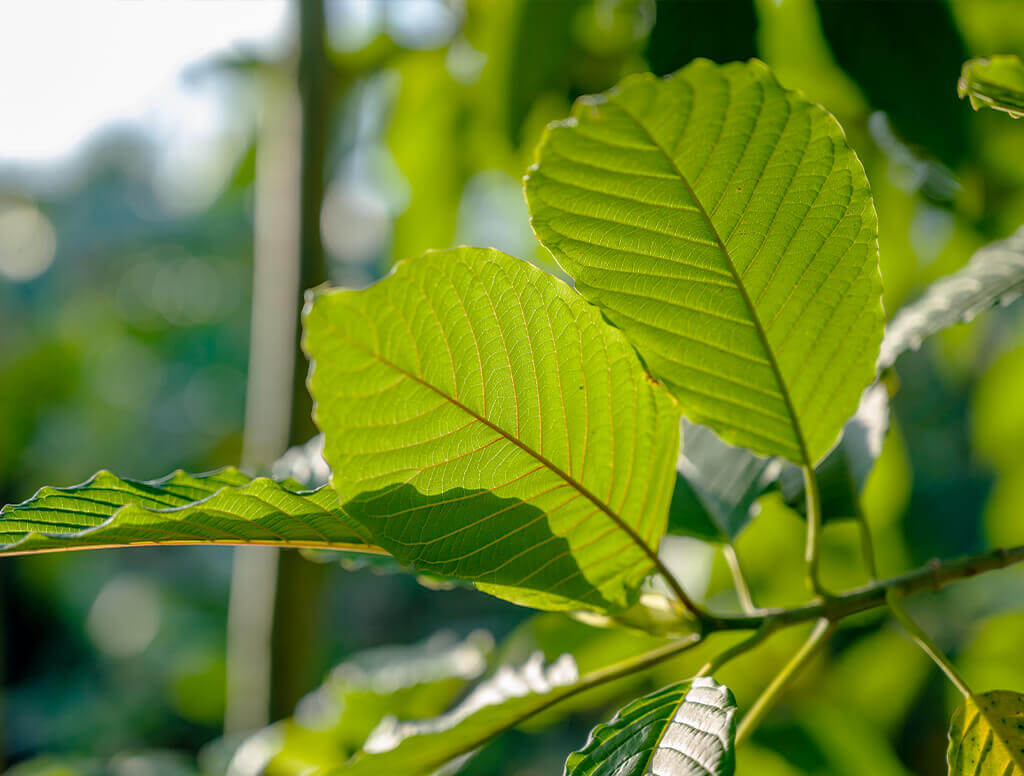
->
[[948, 690, 1024, 775], [526, 58, 883, 465], [0, 469, 379, 556], [565, 677, 737, 776], [304, 246, 680, 612]]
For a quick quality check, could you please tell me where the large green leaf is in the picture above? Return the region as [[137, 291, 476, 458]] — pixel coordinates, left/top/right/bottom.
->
[[526, 58, 883, 465], [565, 677, 737, 776], [304, 246, 680, 613], [0, 469, 378, 556], [879, 226, 1024, 370], [958, 55, 1024, 119], [947, 690, 1024, 775]]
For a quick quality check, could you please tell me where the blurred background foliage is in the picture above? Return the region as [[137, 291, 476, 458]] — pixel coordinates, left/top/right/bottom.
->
[[1, 1, 1023, 774]]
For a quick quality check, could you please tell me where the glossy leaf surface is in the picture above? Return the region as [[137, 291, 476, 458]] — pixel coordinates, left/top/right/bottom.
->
[[565, 677, 737, 776], [304, 246, 680, 612], [527, 58, 883, 465], [0, 469, 378, 556]]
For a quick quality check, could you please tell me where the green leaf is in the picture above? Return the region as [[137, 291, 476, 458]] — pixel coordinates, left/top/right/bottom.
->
[[779, 382, 889, 520], [565, 677, 737, 776], [948, 690, 1024, 775], [526, 58, 883, 465], [958, 55, 1024, 119], [0, 468, 379, 556], [233, 631, 494, 775], [879, 226, 1024, 370], [669, 419, 779, 542], [304, 246, 680, 613], [337, 651, 582, 776]]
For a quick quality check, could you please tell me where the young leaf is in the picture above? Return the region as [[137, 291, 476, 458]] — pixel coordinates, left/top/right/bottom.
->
[[947, 690, 1024, 775], [526, 58, 884, 465], [0, 469, 379, 556], [338, 651, 581, 776], [958, 55, 1024, 119], [304, 246, 681, 613], [879, 226, 1024, 370], [565, 677, 738, 776]]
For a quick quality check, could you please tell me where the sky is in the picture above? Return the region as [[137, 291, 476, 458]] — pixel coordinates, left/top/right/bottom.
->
[[0, 1, 289, 165]]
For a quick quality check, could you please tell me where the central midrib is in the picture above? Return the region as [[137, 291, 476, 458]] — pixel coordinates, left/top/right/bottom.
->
[[615, 99, 811, 465], [331, 330, 664, 572]]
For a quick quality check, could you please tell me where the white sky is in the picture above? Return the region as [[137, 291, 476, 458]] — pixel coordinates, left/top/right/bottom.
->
[[0, 0, 289, 164]]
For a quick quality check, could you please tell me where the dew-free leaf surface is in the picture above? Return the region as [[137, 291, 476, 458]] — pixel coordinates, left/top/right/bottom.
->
[[304, 246, 680, 612], [0, 469, 378, 556], [527, 58, 883, 465]]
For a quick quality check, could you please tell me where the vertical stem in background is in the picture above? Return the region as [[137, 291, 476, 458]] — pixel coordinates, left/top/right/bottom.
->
[[856, 511, 878, 582], [271, 0, 331, 723], [225, 60, 302, 735]]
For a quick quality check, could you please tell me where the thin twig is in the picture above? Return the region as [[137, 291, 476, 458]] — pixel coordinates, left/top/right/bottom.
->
[[697, 622, 778, 677], [886, 590, 973, 698], [723, 543, 756, 613], [735, 618, 836, 745], [703, 544, 1024, 632]]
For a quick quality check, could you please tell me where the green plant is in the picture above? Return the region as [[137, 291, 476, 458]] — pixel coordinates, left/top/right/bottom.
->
[[4, 58, 1024, 775]]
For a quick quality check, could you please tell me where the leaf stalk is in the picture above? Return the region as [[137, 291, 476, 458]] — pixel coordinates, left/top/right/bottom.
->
[[885, 589, 974, 698], [735, 618, 836, 745]]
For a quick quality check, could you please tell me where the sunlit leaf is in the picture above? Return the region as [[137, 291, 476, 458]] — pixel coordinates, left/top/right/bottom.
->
[[958, 55, 1024, 119], [0, 469, 379, 556], [338, 651, 581, 776], [565, 677, 737, 776], [231, 631, 494, 776], [526, 58, 883, 465], [304, 246, 680, 612], [879, 226, 1024, 370], [948, 690, 1024, 775]]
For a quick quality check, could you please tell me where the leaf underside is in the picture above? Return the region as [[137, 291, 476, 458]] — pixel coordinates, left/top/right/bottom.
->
[[527, 58, 883, 465], [879, 225, 1024, 370], [304, 246, 680, 613], [0, 469, 378, 557], [958, 55, 1024, 119], [565, 677, 737, 776], [947, 690, 1024, 775], [338, 652, 581, 776]]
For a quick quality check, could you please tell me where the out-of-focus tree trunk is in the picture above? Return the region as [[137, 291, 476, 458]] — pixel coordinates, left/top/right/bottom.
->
[[225, 0, 329, 734]]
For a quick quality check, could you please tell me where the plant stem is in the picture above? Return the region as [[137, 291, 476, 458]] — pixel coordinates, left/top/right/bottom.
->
[[697, 622, 778, 677], [856, 511, 878, 581], [735, 618, 835, 745], [724, 543, 756, 613], [705, 544, 1024, 632], [652, 555, 707, 623], [885, 590, 973, 698], [802, 464, 826, 597]]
